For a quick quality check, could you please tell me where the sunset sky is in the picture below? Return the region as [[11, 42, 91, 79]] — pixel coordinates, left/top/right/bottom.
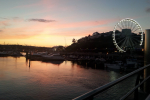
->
[[0, 0, 150, 47]]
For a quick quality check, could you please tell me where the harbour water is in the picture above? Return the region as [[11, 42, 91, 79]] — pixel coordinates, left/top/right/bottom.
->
[[0, 57, 135, 100]]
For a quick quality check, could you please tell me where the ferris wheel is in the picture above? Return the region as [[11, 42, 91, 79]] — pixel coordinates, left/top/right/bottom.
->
[[112, 18, 143, 52]]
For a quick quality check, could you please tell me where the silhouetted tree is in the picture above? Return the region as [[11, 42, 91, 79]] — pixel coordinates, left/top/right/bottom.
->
[[72, 38, 76, 43]]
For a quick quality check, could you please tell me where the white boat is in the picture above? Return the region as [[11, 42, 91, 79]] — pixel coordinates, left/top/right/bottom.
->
[[42, 54, 64, 61], [31, 52, 48, 57], [0, 52, 9, 56], [10, 51, 23, 57]]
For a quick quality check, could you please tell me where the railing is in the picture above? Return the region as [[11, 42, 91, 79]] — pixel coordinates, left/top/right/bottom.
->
[[73, 64, 150, 100]]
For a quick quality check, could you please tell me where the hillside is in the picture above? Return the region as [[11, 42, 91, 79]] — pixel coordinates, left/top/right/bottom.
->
[[66, 35, 115, 53], [65, 32, 145, 53]]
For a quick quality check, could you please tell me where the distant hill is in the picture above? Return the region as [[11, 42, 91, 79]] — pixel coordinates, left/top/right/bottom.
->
[[65, 32, 115, 53], [65, 31, 145, 53]]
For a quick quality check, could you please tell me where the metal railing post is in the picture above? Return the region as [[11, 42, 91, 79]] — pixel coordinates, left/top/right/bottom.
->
[[134, 72, 140, 100], [144, 29, 150, 93]]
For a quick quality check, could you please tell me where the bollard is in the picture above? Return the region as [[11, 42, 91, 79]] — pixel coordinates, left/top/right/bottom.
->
[[144, 29, 150, 93], [26, 51, 28, 58]]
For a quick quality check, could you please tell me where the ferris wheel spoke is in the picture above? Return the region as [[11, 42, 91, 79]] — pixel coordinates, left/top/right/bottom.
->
[[116, 36, 126, 40], [132, 37, 140, 42], [132, 37, 140, 45], [132, 28, 140, 33], [129, 37, 134, 47], [126, 37, 131, 47], [116, 37, 124, 41], [129, 38, 133, 47], [123, 21, 126, 29], [126, 21, 128, 28], [120, 37, 128, 48], [127, 37, 131, 47], [131, 38, 139, 46], [116, 37, 126, 44], [124, 21, 127, 29], [126, 21, 128, 29], [128, 20, 131, 29], [121, 22, 125, 29], [126, 20, 128, 29], [127, 20, 129, 29], [133, 40, 140, 45], [132, 40, 140, 46], [130, 37, 136, 47], [124, 21, 126, 28], [122, 21, 126, 29], [117, 24, 123, 30], [130, 22, 133, 29], [125, 37, 132, 48], [116, 33, 126, 39], [131, 24, 136, 32], [125, 20, 127, 29]]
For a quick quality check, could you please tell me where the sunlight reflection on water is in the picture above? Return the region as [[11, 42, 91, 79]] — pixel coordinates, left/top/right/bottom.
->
[[0, 57, 125, 100]]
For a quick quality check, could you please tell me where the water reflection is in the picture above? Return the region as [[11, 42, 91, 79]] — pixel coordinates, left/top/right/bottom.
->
[[26, 58, 28, 66], [29, 59, 30, 68], [26, 58, 30, 68], [109, 71, 119, 81], [0, 57, 125, 100], [69, 60, 105, 70]]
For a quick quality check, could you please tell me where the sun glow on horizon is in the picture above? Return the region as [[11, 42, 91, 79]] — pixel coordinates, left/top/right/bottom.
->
[[0, 34, 84, 47]]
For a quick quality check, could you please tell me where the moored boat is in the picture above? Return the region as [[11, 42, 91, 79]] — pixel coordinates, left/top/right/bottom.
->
[[29, 52, 48, 60], [42, 53, 64, 61], [0, 52, 9, 57]]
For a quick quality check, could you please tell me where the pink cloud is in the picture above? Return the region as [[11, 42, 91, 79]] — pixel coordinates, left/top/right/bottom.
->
[[0, 20, 11, 27], [0, 17, 24, 27], [44, 18, 118, 37], [67, 19, 117, 28], [0, 19, 42, 39], [47, 18, 118, 29], [0, 17, 116, 40]]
